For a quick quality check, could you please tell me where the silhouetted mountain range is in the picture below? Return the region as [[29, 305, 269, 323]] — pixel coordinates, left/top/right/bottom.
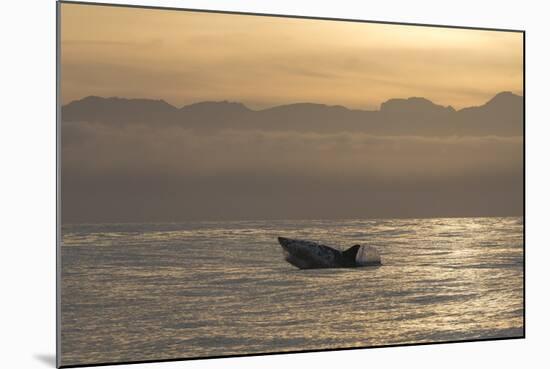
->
[[62, 91, 523, 136]]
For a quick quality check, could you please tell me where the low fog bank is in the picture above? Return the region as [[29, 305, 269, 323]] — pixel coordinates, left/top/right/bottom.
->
[[62, 122, 523, 223]]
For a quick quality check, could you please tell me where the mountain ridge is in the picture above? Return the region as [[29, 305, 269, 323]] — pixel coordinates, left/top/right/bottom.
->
[[64, 91, 523, 113], [61, 92, 523, 136]]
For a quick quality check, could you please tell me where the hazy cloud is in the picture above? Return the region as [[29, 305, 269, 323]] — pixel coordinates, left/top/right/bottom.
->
[[60, 3, 523, 109], [62, 122, 522, 222]]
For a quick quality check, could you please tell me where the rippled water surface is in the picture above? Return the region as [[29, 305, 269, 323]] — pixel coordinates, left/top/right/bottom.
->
[[60, 217, 524, 366]]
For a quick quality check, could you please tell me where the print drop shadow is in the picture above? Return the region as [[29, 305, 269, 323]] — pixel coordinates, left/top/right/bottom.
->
[[33, 353, 56, 367]]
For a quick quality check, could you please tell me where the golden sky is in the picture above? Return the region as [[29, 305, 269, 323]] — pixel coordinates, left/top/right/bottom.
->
[[60, 2, 523, 110]]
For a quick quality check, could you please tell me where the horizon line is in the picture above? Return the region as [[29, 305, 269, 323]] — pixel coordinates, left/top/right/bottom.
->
[[61, 213, 524, 227]]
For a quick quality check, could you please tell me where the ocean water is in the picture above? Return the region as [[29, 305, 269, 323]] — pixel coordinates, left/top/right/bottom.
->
[[60, 217, 524, 366]]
